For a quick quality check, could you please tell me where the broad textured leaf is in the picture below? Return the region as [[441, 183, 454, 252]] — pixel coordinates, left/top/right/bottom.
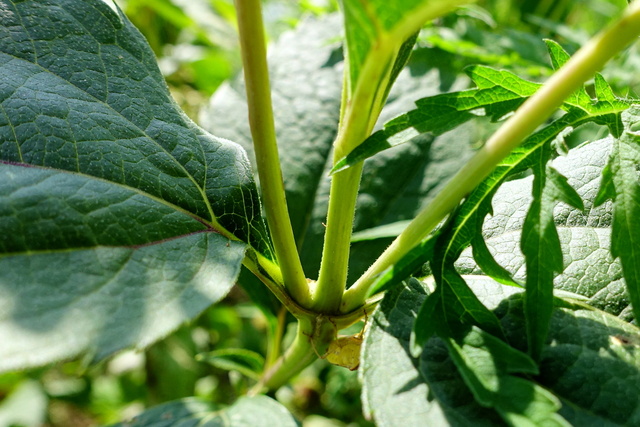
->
[[595, 106, 640, 323], [362, 277, 640, 426], [113, 396, 298, 427], [409, 62, 632, 351], [456, 137, 631, 319], [0, 0, 268, 369], [361, 279, 508, 426], [201, 16, 475, 285]]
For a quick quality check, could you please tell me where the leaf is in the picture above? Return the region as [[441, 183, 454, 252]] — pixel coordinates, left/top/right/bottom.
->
[[367, 237, 437, 297], [362, 276, 640, 426], [521, 161, 584, 360], [410, 69, 632, 347], [595, 105, 640, 324], [113, 396, 298, 427], [331, 65, 540, 173], [0, 0, 267, 369], [202, 16, 476, 285], [197, 348, 265, 380], [442, 328, 568, 426], [332, 40, 631, 172], [443, 326, 538, 406], [423, 257, 506, 345], [362, 279, 505, 426], [0, 226, 245, 371]]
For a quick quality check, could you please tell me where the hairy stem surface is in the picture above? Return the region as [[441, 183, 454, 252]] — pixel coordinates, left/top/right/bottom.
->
[[234, 0, 310, 307]]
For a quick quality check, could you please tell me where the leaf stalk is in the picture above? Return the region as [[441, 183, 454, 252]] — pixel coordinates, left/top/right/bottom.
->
[[234, 0, 310, 307], [341, 0, 640, 312]]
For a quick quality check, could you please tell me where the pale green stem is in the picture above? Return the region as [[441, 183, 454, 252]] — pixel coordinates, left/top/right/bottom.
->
[[250, 316, 335, 393], [312, 1, 474, 313], [234, 0, 310, 307], [313, 163, 365, 312], [312, 66, 386, 312], [264, 307, 287, 370], [341, 0, 640, 313]]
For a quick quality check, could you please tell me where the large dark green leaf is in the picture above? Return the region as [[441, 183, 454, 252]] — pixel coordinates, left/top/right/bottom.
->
[[0, 0, 267, 369], [112, 396, 298, 427], [361, 277, 640, 426]]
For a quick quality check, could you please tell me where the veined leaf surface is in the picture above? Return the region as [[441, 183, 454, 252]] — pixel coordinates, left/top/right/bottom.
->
[[0, 0, 270, 369]]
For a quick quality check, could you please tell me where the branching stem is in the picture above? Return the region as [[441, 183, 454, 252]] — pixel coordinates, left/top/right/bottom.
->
[[341, 0, 640, 312], [234, 0, 310, 307]]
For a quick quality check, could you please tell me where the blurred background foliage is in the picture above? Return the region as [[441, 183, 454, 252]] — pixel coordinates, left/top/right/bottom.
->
[[0, 0, 637, 426]]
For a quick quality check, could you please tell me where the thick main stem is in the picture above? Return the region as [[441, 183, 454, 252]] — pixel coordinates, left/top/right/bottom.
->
[[341, 0, 640, 313], [234, 0, 310, 307]]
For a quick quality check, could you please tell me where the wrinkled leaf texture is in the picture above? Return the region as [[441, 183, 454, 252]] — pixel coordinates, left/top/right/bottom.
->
[[394, 42, 631, 353], [0, 0, 270, 371], [362, 277, 640, 426]]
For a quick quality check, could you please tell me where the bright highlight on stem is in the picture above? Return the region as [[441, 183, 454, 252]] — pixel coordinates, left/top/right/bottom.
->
[[341, 0, 640, 313], [234, 0, 310, 307], [313, 0, 474, 313]]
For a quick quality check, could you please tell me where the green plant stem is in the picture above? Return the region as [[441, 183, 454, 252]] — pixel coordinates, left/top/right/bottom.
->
[[341, 0, 640, 313], [251, 316, 335, 393], [234, 0, 310, 307], [313, 163, 364, 312], [313, 1, 474, 313], [264, 307, 287, 370], [313, 38, 394, 313]]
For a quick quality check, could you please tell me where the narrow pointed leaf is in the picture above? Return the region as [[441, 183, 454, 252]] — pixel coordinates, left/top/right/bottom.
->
[[441, 327, 567, 427], [522, 161, 582, 360], [333, 40, 630, 173], [414, 72, 631, 348], [544, 39, 572, 70], [368, 235, 437, 298], [331, 65, 540, 173], [457, 137, 631, 319], [362, 276, 640, 426], [543, 40, 592, 107], [471, 234, 522, 288]]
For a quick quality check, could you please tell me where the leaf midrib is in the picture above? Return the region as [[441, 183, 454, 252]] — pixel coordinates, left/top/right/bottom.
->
[[0, 160, 231, 251]]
